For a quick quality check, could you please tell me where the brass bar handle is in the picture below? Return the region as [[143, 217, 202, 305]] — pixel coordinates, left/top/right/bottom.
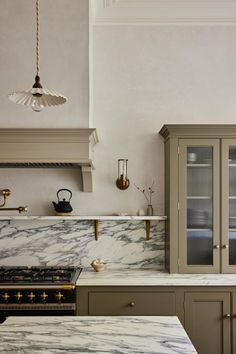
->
[[223, 244, 229, 249], [129, 302, 135, 307], [214, 245, 220, 249]]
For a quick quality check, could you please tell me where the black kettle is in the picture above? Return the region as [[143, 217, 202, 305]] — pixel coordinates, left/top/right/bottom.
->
[[52, 189, 73, 214]]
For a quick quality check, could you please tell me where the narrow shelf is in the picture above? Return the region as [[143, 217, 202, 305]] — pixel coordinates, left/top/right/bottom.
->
[[229, 197, 236, 199], [0, 215, 167, 241], [187, 196, 212, 200], [187, 228, 212, 232], [0, 215, 166, 221], [187, 163, 211, 167]]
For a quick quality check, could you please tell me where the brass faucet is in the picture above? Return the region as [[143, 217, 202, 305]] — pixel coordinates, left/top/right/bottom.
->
[[0, 189, 27, 213], [0, 189, 11, 207]]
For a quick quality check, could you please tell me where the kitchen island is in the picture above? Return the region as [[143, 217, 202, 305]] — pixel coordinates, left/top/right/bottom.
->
[[0, 316, 196, 353]]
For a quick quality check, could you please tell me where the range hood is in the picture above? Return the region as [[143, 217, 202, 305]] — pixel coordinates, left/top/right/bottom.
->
[[0, 128, 98, 192]]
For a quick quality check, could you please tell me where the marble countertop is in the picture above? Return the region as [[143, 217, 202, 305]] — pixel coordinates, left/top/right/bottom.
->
[[77, 268, 236, 286], [0, 316, 196, 354]]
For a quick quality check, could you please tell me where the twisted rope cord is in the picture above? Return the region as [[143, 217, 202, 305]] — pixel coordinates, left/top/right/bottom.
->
[[36, 0, 40, 76]]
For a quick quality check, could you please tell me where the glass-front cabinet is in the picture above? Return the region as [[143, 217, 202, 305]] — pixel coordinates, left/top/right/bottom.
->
[[222, 141, 236, 273], [179, 140, 220, 273], [159, 125, 236, 273]]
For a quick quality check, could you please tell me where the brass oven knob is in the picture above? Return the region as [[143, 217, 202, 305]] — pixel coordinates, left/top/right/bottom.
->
[[55, 292, 64, 301], [14, 292, 23, 301], [2, 292, 10, 301], [40, 291, 48, 301], [129, 302, 135, 307], [27, 292, 36, 301]]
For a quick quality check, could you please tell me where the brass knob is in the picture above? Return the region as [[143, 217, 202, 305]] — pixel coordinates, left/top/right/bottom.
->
[[55, 292, 64, 301], [2, 292, 10, 301], [129, 302, 135, 307], [27, 292, 35, 301], [224, 314, 231, 318], [40, 291, 48, 301], [14, 292, 23, 301], [214, 245, 220, 249], [223, 244, 229, 249]]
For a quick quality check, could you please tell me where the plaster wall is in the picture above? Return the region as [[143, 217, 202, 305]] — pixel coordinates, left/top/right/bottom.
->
[[1, 1, 236, 217]]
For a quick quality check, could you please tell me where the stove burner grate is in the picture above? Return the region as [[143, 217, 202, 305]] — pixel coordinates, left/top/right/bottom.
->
[[0, 266, 82, 283]]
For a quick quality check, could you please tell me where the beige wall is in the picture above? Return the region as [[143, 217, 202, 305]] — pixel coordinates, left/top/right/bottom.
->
[[1, 1, 236, 215], [0, 0, 89, 128]]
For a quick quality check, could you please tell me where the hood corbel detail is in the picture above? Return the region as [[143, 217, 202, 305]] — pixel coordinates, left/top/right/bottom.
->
[[0, 128, 98, 192]]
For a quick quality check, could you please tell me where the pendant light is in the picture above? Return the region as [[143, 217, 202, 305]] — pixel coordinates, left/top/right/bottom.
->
[[8, 0, 67, 112]]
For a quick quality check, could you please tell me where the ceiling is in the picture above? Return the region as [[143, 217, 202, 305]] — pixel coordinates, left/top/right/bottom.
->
[[91, 0, 236, 25]]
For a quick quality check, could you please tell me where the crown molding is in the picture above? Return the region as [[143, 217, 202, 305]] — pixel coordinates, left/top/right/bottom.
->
[[91, 0, 236, 25]]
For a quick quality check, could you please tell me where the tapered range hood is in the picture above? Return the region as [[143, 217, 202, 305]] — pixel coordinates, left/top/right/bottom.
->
[[0, 128, 98, 192]]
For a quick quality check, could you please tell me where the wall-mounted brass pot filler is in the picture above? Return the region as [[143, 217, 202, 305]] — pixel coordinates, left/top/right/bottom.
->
[[0, 189, 27, 213]]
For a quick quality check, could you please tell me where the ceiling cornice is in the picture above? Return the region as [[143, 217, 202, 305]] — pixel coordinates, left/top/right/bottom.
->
[[91, 0, 236, 25]]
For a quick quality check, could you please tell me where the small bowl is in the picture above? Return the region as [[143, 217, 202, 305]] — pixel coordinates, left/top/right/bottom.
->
[[91, 261, 106, 272]]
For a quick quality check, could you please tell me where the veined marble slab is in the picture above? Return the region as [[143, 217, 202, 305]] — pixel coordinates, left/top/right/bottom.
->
[[0, 219, 165, 269], [77, 268, 236, 286], [0, 316, 196, 354]]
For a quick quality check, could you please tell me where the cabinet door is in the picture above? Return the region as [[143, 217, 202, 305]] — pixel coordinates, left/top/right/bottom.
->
[[185, 292, 231, 354], [179, 139, 220, 273], [88, 291, 176, 315], [232, 292, 236, 354], [222, 140, 236, 273]]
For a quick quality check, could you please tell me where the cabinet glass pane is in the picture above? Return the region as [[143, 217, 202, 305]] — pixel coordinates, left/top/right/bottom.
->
[[228, 146, 236, 265], [187, 147, 213, 265]]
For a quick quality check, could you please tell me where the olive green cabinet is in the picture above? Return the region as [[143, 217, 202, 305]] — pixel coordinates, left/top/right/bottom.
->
[[232, 292, 236, 354], [77, 286, 182, 320], [159, 125, 236, 273], [184, 292, 231, 354]]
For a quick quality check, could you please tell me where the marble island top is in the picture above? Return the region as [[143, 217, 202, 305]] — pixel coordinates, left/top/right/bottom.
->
[[77, 268, 236, 286], [0, 316, 196, 354]]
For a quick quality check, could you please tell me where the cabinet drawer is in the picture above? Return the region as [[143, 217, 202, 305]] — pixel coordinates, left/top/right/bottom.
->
[[88, 291, 176, 315]]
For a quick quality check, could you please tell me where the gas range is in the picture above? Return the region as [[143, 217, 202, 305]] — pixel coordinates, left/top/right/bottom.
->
[[0, 266, 81, 285], [0, 266, 82, 322]]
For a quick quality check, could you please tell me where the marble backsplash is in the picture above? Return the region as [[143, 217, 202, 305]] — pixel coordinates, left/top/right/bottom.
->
[[0, 219, 165, 270]]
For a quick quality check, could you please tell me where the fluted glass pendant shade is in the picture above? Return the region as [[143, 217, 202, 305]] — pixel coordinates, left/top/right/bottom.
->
[[8, 0, 67, 112]]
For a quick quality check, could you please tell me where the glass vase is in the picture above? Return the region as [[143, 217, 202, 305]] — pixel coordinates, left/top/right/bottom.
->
[[147, 205, 153, 216]]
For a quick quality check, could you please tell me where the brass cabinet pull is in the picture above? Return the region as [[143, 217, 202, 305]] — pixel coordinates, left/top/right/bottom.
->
[[214, 245, 220, 249], [224, 314, 231, 319], [129, 302, 135, 307], [223, 244, 229, 249]]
